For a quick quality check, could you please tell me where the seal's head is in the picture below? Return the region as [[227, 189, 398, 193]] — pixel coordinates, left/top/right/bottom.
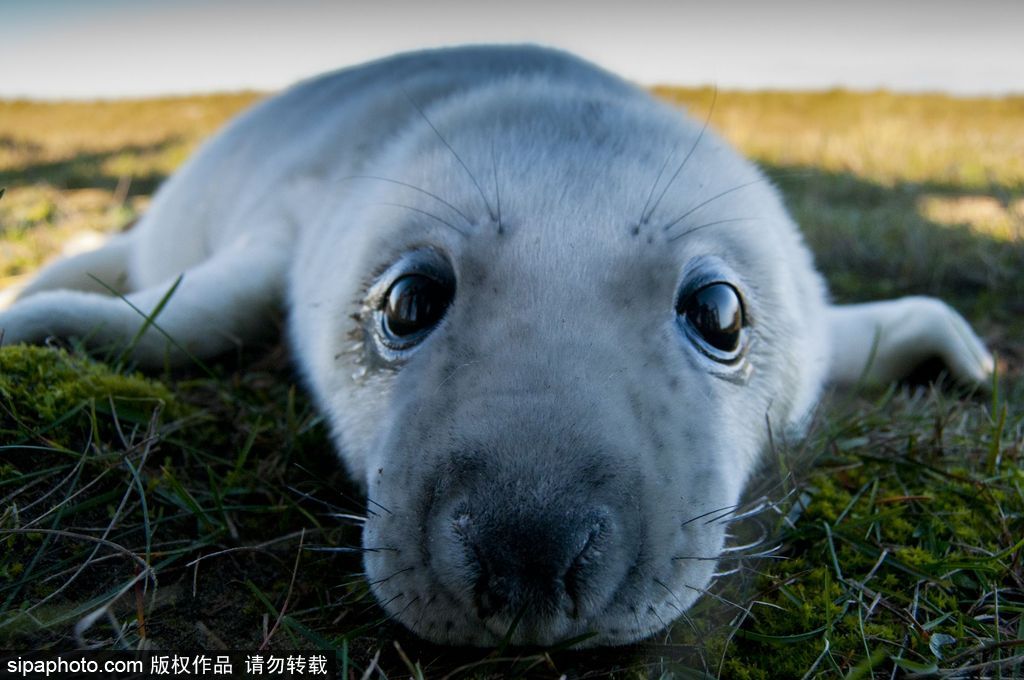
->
[[290, 77, 829, 646]]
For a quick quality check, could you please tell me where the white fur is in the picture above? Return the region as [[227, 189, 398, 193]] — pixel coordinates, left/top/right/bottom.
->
[[0, 45, 993, 646]]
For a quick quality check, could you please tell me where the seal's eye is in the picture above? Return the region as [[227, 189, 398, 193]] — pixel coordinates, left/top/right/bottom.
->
[[677, 282, 745, 359], [380, 273, 453, 346]]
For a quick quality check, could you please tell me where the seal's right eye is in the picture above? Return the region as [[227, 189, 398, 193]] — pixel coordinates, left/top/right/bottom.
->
[[676, 282, 745, 362], [380, 273, 453, 348]]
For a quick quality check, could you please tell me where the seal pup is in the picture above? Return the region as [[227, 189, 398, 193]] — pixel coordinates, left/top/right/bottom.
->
[[0, 45, 993, 646]]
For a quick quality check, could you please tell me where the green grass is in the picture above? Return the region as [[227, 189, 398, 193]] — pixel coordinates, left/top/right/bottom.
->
[[1, 89, 1022, 678]]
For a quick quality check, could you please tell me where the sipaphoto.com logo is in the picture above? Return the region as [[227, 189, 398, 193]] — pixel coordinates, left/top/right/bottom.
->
[[5, 655, 142, 678], [2, 651, 336, 679]]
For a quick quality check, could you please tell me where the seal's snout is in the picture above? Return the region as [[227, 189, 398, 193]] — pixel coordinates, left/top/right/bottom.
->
[[427, 458, 637, 640], [452, 506, 612, 621]]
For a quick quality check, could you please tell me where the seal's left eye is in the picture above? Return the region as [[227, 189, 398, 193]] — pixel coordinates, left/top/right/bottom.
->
[[676, 282, 745, 360], [380, 274, 453, 346]]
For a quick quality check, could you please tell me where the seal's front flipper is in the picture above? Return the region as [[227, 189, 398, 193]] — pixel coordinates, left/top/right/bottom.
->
[[7, 231, 136, 306], [826, 296, 993, 389], [0, 243, 287, 368]]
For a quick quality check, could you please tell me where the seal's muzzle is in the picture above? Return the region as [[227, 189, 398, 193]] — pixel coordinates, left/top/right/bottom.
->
[[425, 451, 638, 636]]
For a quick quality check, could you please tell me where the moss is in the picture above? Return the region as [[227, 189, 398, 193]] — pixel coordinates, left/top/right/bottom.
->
[[0, 345, 176, 419], [0, 346, 184, 466], [688, 428, 1023, 677]]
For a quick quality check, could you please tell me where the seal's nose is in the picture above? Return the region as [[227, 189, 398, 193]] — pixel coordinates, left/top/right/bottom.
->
[[428, 469, 634, 638], [452, 505, 612, 621]]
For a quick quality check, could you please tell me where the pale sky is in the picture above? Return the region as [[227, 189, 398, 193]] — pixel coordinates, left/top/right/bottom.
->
[[0, 0, 1021, 99]]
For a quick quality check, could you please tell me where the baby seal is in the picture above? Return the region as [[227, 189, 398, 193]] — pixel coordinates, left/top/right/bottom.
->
[[0, 45, 993, 646]]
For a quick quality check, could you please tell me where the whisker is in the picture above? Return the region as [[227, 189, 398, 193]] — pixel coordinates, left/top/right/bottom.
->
[[708, 497, 773, 525], [718, 520, 772, 554], [342, 175, 473, 226], [368, 566, 414, 587], [403, 87, 495, 220], [667, 217, 757, 243], [662, 169, 814, 236], [647, 605, 671, 635], [671, 554, 722, 562], [681, 501, 744, 528], [637, 150, 674, 228], [737, 543, 786, 560], [326, 512, 367, 524], [673, 552, 788, 563], [491, 140, 503, 235], [376, 202, 468, 237], [630, 608, 644, 635], [682, 582, 750, 615], [716, 504, 778, 526], [411, 594, 437, 633], [720, 534, 769, 554], [643, 86, 718, 225], [653, 578, 687, 615], [675, 608, 712, 675], [366, 496, 394, 516], [304, 545, 398, 554], [662, 178, 767, 233], [360, 592, 403, 617], [391, 594, 421, 621], [284, 481, 371, 517], [284, 485, 336, 510], [332, 574, 372, 592]]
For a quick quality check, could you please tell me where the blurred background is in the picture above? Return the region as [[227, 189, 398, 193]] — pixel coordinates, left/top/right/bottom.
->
[[1, 0, 1021, 99]]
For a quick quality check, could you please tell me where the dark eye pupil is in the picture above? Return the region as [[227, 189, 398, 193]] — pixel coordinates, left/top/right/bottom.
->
[[679, 283, 743, 352], [383, 275, 451, 338]]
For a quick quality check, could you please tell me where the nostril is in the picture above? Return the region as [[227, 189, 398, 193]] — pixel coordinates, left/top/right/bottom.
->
[[452, 511, 472, 538], [564, 518, 607, 618], [450, 511, 506, 618]]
